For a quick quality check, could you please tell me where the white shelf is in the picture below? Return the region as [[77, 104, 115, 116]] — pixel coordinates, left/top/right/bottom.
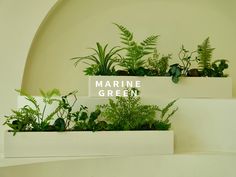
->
[[1, 152, 236, 168]]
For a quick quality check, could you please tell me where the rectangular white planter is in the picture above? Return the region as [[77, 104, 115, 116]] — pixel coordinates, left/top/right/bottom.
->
[[4, 131, 174, 158], [89, 76, 232, 98]]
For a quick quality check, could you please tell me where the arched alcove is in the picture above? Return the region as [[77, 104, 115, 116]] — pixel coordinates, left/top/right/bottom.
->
[[22, 0, 236, 96]]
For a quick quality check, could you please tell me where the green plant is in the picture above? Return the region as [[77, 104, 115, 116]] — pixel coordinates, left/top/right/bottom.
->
[[147, 49, 171, 76], [73, 109, 110, 131], [3, 89, 61, 134], [178, 45, 198, 76], [211, 59, 229, 77], [168, 64, 182, 83], [98, 89, 177, 130], [197, 37, 229, 77], [71, 42, 122, 75], [169, 45, 199, 83], [53, 90, 88, 131], [114, 23, 158, 75], [197, 37, 215, 76], [155, 99, 178, 130]]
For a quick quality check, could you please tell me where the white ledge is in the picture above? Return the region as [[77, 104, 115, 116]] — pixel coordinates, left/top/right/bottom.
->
[[1, 152, 236, 168]]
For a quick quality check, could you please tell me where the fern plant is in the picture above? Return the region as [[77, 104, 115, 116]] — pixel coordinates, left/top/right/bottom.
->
[[3, 89, 61, 134], [114, 23, 158, 75], [71, 42, 122, 75], [197, 37, 215, 76], [98, 89, 177, 130]]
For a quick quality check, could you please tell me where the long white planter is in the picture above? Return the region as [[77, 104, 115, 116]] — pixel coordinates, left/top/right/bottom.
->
[[4, 131, 174, 158], [88, 76, 232, 98]]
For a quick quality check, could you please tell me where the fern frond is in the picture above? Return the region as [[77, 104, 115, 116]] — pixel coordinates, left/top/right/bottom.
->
[[197, 37, 215, 70], [114, 23, 134, 46], [15, 89, 39, 111], [141, 35, 159, 47]]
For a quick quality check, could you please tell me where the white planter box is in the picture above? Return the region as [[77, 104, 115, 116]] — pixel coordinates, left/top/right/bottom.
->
[[4, 131, 174, 158], [89, 76, 232, 98]]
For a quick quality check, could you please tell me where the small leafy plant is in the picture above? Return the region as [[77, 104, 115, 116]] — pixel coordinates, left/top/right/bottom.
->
[[98, 89, 178, 130], [169, 46, 198, 83], [147, 49, 172, 76], [71, 42, 122, 75], [3, 89, 61, 134]]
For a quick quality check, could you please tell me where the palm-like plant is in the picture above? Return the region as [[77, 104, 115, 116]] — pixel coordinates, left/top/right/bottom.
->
[[71, 42, 122, 75], [114, 23, 159, 74]]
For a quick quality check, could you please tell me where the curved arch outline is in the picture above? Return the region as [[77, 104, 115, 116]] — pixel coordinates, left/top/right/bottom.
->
[[21, 0, 60, 89]]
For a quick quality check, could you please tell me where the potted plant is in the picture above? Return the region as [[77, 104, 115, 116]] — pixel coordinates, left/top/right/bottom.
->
[[169, 37, 229, 83], [3, 89, 177, 157], [71, 23, 232, 98]]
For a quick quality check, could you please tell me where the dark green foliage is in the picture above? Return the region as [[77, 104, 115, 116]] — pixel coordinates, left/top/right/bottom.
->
[[71, 42, 122, 75], [211, 59, 228, 77], [168, 64, 182, 83], [53, 118, 66, 131], [98, 89, 177, 130], [197, 37, 215, 74], [114, 23, 158, 73], [56, 91, 88, 129], [73, 109, 108, 131], [168, 45, 199, 83]]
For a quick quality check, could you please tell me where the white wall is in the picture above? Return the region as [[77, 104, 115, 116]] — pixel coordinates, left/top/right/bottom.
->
[[0, 0, 58, 155]]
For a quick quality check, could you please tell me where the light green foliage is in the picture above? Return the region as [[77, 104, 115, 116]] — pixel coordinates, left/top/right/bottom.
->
[[98, 89, 177, 130], [4, 89, 61, 134], [71, 42, 122, 75], [197, 37, 215, 71], [148, 49, 171, 76], [114, 23, 158, 73]]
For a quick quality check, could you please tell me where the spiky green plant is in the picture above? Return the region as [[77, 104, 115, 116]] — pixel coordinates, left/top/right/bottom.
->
[[114, 23, 158, 74], [71, 42, 122, 75], [197, 37, 215, 72]]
